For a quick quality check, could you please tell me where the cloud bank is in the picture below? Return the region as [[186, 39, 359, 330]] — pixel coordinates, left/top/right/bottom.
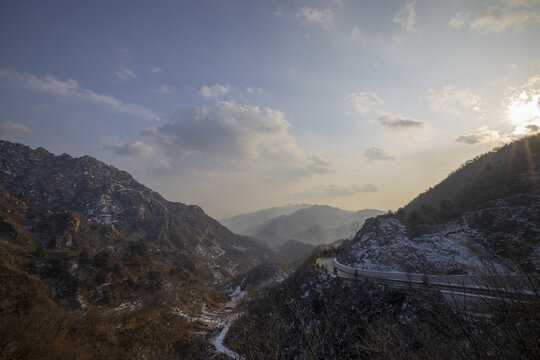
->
[[109, 101, 332, 180], [0, 68, 157, 121]]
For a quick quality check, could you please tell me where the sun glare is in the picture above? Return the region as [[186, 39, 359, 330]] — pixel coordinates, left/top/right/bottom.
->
[[507, 91, 540, 135]]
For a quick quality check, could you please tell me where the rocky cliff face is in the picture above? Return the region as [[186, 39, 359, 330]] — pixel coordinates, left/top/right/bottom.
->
[[0, 140, 269, 283]]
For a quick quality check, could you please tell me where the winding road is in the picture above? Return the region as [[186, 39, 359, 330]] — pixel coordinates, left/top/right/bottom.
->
[[316, 258, 539, 302]]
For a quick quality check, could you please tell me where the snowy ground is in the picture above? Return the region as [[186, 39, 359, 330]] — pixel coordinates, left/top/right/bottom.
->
[[339, 215, 532, 275], [211, 313, 243, 360], [172, 285, 247, 358]]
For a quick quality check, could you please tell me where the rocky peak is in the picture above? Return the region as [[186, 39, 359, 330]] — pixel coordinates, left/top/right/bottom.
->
[[0, 140, 270, 282]]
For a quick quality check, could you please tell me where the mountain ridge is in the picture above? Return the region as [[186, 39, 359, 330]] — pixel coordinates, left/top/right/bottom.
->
[[339, 134, 540, 274], [0, 140, 270, 285], [246, 204, 384, 248], [220, 203, 313, 234]]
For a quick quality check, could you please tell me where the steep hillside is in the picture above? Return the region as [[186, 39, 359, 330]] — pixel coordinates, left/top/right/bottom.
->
[[0, 140, 269, 283], [249, 205, 384, 247], [220, 204, 312, 234], [339, 194, 540, 274], [404, 134, 540, 217], [0, 140, 276, 358], [338, 135, 540, 275]]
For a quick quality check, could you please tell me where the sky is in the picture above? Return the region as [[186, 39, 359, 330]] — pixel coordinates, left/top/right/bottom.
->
[[1, 0, 539, 218]]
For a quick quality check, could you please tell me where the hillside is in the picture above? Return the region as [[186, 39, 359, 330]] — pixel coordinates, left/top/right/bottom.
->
[[0, 140, 277, 357], [0, 140, 269, 283], [403, 135, 540, 217], [339, 194, 540, 274], [248, 205, 384, 248], [339, 135, 540, 274]]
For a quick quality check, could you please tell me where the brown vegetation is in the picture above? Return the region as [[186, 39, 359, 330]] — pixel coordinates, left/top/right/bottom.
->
[[226, 259, 540, 359], [0, 304, 208, 359]]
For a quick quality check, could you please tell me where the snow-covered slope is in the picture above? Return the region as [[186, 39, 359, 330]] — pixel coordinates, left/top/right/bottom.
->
[[340, 135, 540, 275], [339, 194, 540, 275]]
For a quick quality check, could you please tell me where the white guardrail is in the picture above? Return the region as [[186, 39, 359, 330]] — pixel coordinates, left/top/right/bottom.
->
[[326, 258, 539, 295]]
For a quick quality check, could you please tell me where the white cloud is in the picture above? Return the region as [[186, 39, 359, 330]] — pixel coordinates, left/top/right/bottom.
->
[[136, 101, 332, 180], [426, 86, 481, 112], [471, 9, 540, 31], [297, 7, 335, 30], [151, 66, 163, 73], [378, 114, 424, 129], [393, 1, 417, 31], [0, 68, 157, 121], [449, 11, 471, 29], [345, 92, 383, 113], [115, 67, 137, 81], [363, 147, 395, 162], [455, 126, 500, 144], [247, 87, 264, 95], [452, 0, 540, 32], [102, 142, 154, 157], [159, 84, 174, 94], [0, 122, 32, 138], [200, 84, 230, 99]]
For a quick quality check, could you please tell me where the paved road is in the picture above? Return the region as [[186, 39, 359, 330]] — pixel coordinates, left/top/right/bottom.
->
[[316, 258, 539, 301]]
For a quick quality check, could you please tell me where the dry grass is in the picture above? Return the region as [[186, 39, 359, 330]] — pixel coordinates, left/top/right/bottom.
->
[[0, 304, 209, 360]]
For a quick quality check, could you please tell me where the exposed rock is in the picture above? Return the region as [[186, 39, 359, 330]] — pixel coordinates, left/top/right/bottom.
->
[[0, 140, 270, 283]]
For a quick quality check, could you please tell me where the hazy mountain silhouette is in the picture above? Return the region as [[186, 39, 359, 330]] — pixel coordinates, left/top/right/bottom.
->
[[220, 204, 312, 235], [247, 205, 384, 248]]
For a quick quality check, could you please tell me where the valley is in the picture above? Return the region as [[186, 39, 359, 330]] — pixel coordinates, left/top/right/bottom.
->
[[0, 134, 539, 359]]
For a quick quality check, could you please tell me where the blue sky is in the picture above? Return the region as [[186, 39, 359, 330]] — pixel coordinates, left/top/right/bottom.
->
[[1, 0, 539, 217]]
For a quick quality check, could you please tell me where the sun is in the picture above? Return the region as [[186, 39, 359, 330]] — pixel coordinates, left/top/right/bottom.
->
[[507, 91, 540, 135]]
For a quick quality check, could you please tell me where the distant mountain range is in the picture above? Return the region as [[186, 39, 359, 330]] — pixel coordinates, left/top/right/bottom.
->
[[224, 204, 384, 248], [221, 204, 312, 235]]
